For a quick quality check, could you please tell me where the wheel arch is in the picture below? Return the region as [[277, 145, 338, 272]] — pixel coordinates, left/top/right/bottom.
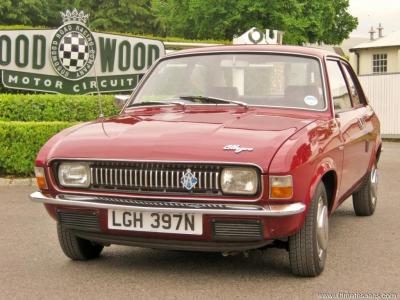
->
[[320, 170, 337, 214], [308, 159, 338, 215]]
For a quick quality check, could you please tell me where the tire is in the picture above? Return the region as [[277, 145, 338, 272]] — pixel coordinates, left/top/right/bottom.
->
[[352, 165, 378, 216], [289, 182, 328, 277], [57, 224, 104, 260]]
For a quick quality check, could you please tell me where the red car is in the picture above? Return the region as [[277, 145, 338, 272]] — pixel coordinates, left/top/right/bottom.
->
[[31, 45, 381, 277]]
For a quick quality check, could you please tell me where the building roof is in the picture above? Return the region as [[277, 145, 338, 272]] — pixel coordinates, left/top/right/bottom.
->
[[350, 30, 400, 51], [306, 37, 368, 56]]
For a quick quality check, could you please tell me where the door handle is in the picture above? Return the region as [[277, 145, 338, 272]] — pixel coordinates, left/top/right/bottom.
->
[[357, 118, 365, 129]]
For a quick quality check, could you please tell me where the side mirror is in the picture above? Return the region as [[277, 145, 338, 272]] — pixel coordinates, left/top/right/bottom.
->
[[114, 95, 130, 109]]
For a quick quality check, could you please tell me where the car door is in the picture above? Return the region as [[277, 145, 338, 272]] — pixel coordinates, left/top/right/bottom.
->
[[340, 61, 375, 169], [326, 59, 368, 199]]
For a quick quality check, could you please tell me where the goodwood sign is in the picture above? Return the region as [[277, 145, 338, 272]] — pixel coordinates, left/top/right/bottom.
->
[[0, 9, 165, 94]]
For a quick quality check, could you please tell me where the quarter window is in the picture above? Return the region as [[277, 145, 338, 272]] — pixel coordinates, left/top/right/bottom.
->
[[326, 61, 352, 112], [342, 64, 362, 106], [372, 54, 387, 73]]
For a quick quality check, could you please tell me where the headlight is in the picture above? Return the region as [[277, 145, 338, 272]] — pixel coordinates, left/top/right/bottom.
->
[[58, 162, 90, 188], [221, 167, 258, 195], [269, 175, 293, 199]]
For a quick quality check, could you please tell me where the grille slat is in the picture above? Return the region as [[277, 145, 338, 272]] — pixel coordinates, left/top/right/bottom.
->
[[58, 211, 100, 232], [213, 221, 263, 241], [88, 162, 225, 195]]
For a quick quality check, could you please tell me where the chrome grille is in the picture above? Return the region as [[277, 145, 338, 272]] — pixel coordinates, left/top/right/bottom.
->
[[89, 162, 222, 195]]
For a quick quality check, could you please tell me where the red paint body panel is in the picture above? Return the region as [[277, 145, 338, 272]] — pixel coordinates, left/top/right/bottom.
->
[[35, 45, 381, 246]]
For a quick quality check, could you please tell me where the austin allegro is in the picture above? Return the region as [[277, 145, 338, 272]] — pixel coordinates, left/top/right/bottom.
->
[[31, 45, 381, 277]]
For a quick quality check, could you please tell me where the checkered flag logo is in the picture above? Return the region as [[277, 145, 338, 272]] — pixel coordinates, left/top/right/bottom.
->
[[58, 32, 90, 72]]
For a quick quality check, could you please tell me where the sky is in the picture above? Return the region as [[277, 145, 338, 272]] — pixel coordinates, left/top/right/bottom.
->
[[349, 0, 400, 37]]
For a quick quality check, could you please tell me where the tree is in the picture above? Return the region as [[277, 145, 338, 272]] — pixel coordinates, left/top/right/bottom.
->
[[61, 0, 155, 34], [0, 0, 48, 25], [151, 0, 358, 44]]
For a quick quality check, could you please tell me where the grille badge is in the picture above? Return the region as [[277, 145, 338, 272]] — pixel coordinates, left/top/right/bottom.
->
[[180, 169, 198, 190]]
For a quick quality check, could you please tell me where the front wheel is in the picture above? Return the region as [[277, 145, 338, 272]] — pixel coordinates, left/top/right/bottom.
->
[[57, 224, 104, 260], [288, 182, 328, 277], [352, 165, 378, 216]]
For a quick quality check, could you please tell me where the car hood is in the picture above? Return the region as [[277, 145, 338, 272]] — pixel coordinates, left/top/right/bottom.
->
[[47, 107, 316, 173]]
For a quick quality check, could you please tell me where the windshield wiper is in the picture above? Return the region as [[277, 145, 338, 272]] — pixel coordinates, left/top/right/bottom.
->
[[179, 95, 248, 108], [129, 101, 185, 108]]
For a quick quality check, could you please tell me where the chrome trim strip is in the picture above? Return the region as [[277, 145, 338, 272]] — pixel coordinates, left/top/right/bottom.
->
[[30, 192, 305, 217], [90, 168, 94, 185], [134, 170, 137, 186], [150, 170, 153, 187]]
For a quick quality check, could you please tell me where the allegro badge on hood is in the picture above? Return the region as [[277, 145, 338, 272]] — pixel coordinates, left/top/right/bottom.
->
[[223, 145, 254, 154]]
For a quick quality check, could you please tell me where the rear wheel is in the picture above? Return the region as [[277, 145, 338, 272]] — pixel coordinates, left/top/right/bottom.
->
[[289, 182, 328, 277], [352, 165, 378, 216], [57, 224, 104, 260]]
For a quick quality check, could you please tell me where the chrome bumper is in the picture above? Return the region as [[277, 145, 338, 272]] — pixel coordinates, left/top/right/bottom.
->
[[30, 192, 306, 217]]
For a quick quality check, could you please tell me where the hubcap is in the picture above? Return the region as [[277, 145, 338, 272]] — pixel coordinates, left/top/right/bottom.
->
[[370, 167, 378, 207], [316, 196, 328, 259]]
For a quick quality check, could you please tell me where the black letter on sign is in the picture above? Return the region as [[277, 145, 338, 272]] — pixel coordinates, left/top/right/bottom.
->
[[185, 214, 195, 231], [99, 37, 116, 72], [123, 212, 132, 227], [118, 41, 131, 71], [0, 35, 11, 66], [133, 212, 143, 228], [147, 44, 160, 68], [112, 211, 122, 226], [15, 35, 29, 67], [133, 42, 145, 71], [33, 35, 46, 70]]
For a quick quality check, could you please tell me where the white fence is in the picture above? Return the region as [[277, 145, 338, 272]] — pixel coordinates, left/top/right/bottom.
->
[[359, 74, 400, 137]]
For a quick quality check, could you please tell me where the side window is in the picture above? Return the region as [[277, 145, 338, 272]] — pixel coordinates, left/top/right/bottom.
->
[[342, 63, 362, 106], [372, 54, 387, 73], [326, 60, 352, 112]]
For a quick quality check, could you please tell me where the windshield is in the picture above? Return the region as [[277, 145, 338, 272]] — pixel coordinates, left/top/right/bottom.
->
[[130, 53, 326, 110]]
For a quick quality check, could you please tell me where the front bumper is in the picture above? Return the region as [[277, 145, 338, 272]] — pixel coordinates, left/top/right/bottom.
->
[[30, 191, 306, 217]]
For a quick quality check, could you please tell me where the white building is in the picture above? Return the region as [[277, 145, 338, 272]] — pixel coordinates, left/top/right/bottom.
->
[[350, 24, 400, 76]]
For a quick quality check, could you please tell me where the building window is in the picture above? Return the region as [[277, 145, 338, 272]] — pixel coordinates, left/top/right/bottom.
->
[[372, 54, 387, 73]]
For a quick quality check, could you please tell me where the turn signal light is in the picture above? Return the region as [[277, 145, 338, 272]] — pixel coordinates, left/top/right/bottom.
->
[[270, 175, 293, 199], [34, 167, 48, 190]]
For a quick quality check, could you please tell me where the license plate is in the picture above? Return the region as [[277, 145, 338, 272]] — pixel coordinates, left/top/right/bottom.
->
[[108, 209, 203, 235]]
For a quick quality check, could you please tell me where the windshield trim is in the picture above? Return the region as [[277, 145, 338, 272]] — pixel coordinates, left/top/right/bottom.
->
[[125, 51, 329, 113]]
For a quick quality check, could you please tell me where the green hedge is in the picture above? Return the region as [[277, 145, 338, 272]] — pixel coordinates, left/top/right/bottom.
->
[[0, 94, 119, 122], [0, 121, 74, 176]]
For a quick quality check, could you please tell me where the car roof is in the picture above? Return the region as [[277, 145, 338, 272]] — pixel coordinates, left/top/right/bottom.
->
[[167, 44, 340, 60]]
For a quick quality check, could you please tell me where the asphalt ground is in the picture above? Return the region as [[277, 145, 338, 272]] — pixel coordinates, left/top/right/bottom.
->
[[0, 142, 399, 300]]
